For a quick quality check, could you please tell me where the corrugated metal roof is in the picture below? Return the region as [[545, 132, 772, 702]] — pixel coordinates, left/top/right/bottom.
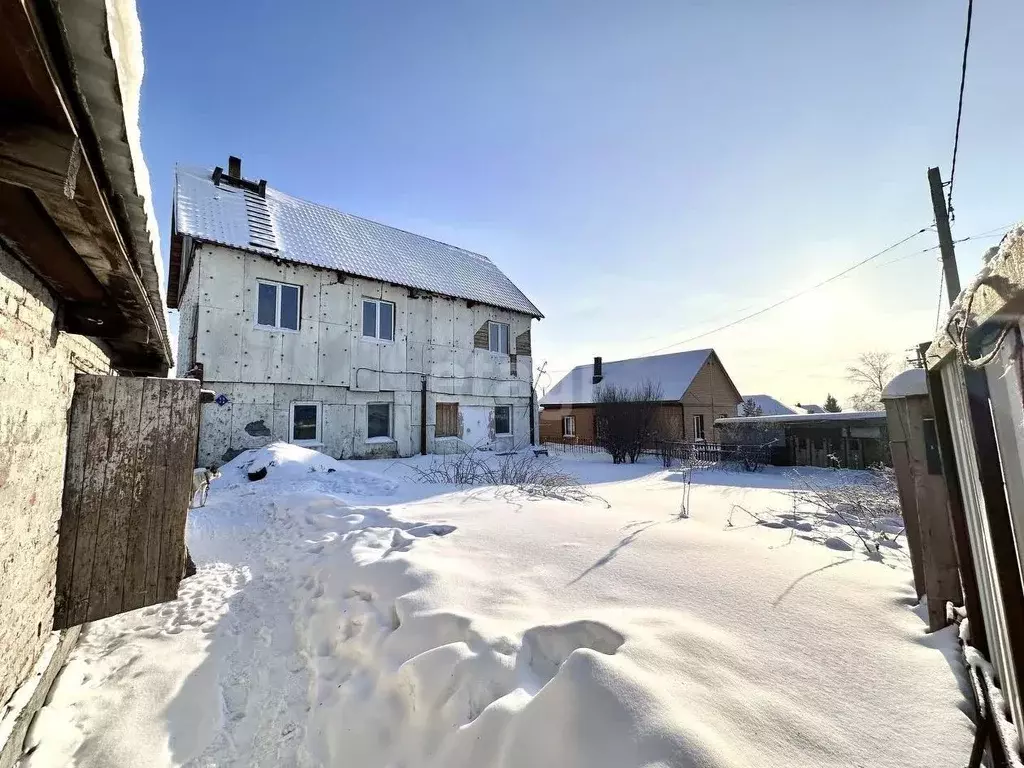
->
[[174, 166, 543, 318], [540, 349, 714, 405]]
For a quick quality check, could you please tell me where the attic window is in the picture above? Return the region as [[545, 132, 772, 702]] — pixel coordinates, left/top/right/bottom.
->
[[256, 280, 300, 331], [362, 299, 395, 341], [488, 322, 510, 354]]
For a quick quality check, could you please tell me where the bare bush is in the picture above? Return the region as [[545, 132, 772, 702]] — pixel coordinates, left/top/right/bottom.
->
[[595, 380, 663, 464], [788, 466, 901, 555], [411, 451, 595, 502], [719, 420, 779, 472]]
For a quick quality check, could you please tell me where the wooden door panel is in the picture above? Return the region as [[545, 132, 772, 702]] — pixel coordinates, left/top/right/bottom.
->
[[54, 375, 199, 629]]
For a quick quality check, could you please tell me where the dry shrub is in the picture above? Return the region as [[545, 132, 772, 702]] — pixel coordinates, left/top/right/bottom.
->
[[411, 450, 596, 503]]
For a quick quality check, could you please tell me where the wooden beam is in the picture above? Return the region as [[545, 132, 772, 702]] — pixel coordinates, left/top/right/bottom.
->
[[0, 181, 104, 301], [0, 121, 78, 198]]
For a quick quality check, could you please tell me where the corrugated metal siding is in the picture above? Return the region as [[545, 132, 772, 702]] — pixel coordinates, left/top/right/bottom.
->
[[941, 361, 1024, 737]]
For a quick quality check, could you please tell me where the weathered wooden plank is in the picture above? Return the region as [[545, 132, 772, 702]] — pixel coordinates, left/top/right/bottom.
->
[[906, 397, 962, 631], [85, 377, 144, 622], [53, 375, 95, 629], [117, 378, 162, 613], [66, 376, 117, 626], [143, 378, 172, 605], [157, 379, 200, 602]]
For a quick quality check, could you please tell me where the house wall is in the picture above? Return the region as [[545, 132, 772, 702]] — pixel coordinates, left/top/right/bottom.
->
[[0, 247, 110, 709], [539, 403, 685, 444], [681, 354, 743, 441], [183, 244, 534, 463], [539, 405, 596, 443]]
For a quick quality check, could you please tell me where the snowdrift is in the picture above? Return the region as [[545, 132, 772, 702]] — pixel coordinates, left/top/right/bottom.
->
[[23, 449, 972, 768]]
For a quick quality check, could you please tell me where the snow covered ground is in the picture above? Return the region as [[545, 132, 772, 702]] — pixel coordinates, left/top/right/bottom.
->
[[23, 444, 972, 767]]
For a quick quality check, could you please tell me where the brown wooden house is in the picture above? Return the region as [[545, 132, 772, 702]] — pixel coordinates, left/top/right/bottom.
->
[[539, 349, 743, 444]]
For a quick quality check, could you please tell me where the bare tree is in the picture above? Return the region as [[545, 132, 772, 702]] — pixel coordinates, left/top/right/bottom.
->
[[846, 352, 901, 411], [595, 380, 663, 464]]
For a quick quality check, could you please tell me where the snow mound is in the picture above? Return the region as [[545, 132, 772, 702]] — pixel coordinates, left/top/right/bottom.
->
[[218, 442, 398, 495], [882, 369, 928, 399]]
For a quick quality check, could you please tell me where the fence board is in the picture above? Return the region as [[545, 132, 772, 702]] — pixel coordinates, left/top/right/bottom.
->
[[53, 375, 96, 628], [55, 376, 200, 629], [66, 377, 117, 626], [158, 380, 199, 602], [86, 377, 145, 622], [123, 378, 166, 611], [143, 379, 172, 605]]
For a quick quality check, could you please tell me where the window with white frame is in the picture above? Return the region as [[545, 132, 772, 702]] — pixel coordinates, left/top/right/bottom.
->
[[290, 402, 321, 444], [367, 403, 392, 439], [256, 280, 300, 331], [494, 405, 512, 436], [693, 414, 705, 441], [488, 321, 510, 354], [563, 415, 576, 437], [362, 298, 395, 341]]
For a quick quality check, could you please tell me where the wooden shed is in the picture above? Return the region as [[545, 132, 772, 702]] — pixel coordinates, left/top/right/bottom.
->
[[880, 369, 959, 631]]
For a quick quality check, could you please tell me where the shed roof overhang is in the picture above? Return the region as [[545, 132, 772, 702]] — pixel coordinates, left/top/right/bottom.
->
[[928, 223, 1024, 371], [0, 0, 171, 374]]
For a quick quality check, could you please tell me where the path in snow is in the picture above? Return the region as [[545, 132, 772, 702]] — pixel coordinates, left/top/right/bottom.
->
[[22, 445, 973, 767]]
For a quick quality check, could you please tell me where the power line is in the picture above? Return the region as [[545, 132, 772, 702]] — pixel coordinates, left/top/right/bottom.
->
[[935, 264, 946, 332], [641, 227, 930, 356], [871, 227, 1006, 269], [947, 0, 974, 220]]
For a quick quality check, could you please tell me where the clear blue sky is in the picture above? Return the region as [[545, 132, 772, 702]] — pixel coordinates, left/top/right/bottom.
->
[[138, 0, 1024, 404]]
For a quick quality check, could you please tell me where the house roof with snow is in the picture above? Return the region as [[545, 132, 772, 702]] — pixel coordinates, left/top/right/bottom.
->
[[167, 164, 542, 318], [541, 349, 740, 406], [738, 395, 808, 417]]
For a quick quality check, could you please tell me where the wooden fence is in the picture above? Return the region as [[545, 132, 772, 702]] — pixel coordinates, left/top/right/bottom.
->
[[542, 438, 774, 469]]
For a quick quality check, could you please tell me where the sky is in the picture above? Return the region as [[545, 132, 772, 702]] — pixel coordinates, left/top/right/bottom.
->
[[137, 0, 1024, 407]]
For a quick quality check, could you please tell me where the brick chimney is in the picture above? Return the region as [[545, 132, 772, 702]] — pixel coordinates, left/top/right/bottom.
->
[[592, 356, 603, 385], [227, 155, 242, 178]]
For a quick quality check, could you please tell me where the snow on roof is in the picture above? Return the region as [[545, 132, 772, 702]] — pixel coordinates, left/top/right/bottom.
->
[[716, 411, 887, 425], [540, 349, 714, 405], [738, 395, 807, 416], [173, 166, 542, 318], [882, 369, 928, 399], [928, 221, 1024, 365], [56, 0, 171, 361]]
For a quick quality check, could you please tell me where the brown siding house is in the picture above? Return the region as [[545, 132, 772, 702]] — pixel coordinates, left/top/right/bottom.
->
[[539, 349, 742, 444]]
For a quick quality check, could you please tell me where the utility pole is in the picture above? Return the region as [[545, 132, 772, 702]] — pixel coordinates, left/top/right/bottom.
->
[[928, 167, 962, 304]]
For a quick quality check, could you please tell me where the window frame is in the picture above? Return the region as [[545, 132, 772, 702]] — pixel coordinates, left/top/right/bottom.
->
[[692, 413, 705, 442], [488, 321, 510, 354], [254, 279, 301, 332], [361, 298, 396, 342], [289, 401, 322, 445], [367, 402, 393, 440], [562, 414, 576, 438], [494, 404, 512, 436]]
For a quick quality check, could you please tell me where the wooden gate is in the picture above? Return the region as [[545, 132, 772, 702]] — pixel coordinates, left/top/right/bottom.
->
[[53, 376, 200, 629]]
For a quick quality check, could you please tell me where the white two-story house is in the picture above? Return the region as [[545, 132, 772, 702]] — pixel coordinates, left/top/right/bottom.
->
[[167, 158, 543, 465]]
